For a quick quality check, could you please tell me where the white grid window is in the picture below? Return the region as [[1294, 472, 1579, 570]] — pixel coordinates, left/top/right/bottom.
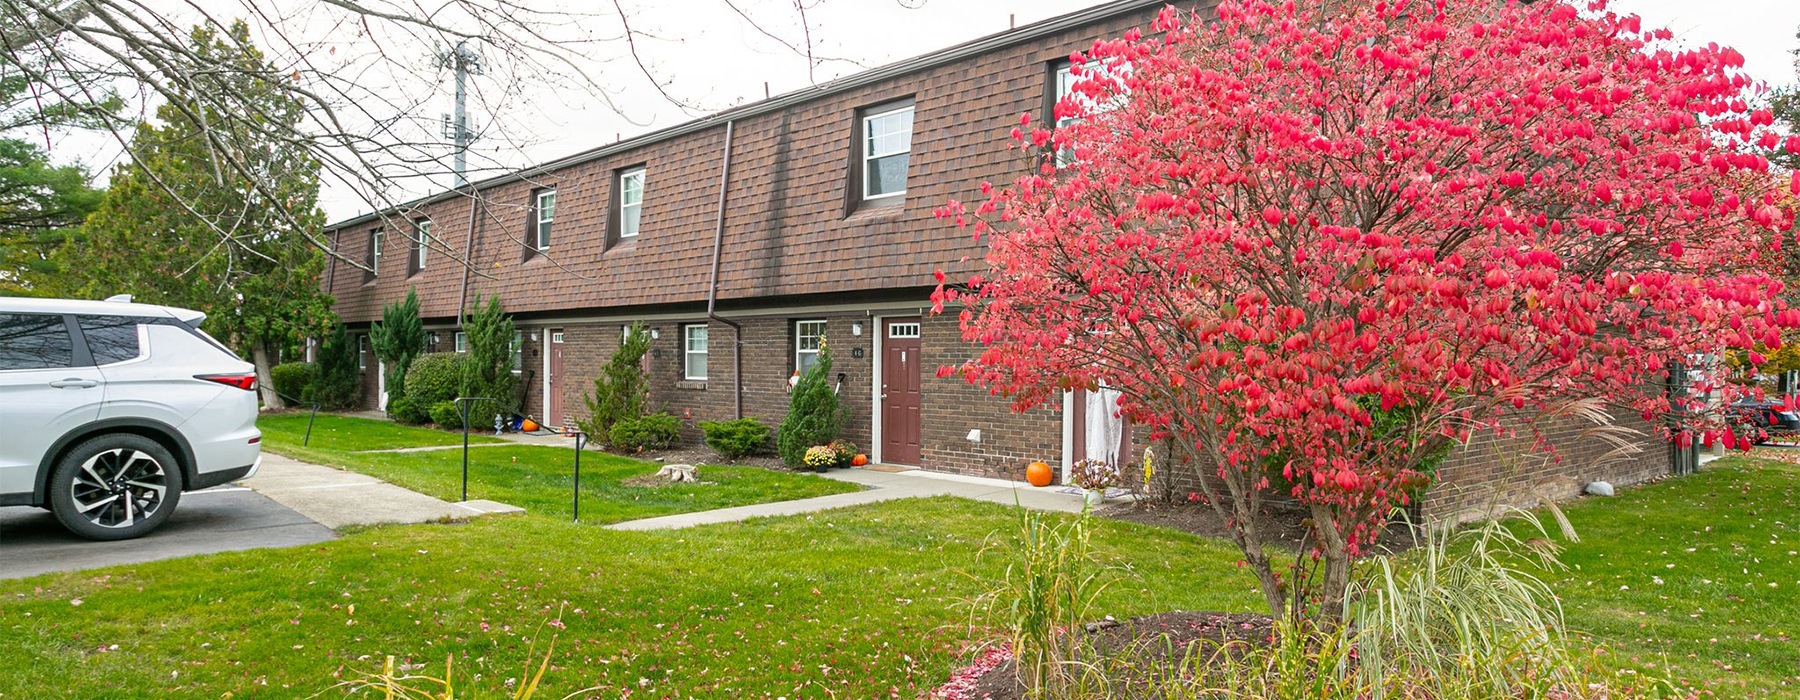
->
[[861, 106, 914, 199], [618, 167, 645, 238], [535, 189, 555, 250], [888, 322, 921, 338], [454, 331, 468, 354], [414, 219, 431, 271], [684, 324, 708, 380], [795, 319, 826, 375]]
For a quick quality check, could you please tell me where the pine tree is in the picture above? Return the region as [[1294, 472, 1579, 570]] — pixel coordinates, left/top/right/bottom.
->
[[370, 287, 427, 408], [777, 339, 842, 468], [461, 294, 517, 417], [580, 323, 650, 441]]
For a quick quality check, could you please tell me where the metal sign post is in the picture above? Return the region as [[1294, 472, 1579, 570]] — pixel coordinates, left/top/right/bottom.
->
[[572, 430, 588, 523], [453, 397, 497, 502]]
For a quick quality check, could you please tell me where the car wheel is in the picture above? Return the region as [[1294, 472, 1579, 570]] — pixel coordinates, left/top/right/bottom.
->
[[48, 434, 184, 541]]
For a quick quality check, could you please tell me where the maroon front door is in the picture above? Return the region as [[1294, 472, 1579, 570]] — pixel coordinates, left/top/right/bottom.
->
[[548, 329, 565, 427], [881, 318, 923, 465]]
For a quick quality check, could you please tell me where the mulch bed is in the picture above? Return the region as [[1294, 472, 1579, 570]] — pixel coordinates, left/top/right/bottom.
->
[[950, 611, 1277, 700]]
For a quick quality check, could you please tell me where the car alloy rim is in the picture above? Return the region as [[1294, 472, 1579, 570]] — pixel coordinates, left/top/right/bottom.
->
[[70, 448, 168, 529]]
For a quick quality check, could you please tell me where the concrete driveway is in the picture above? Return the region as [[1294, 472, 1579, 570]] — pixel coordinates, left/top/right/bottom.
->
[[0, 486, 336, 580]]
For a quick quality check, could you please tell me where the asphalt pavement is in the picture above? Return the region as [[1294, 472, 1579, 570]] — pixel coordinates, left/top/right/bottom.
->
[[0, 486, 337, 580]]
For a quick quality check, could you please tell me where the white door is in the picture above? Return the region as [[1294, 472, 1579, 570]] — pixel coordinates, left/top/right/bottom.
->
[[377, 360, 388, 411], [0, 313, 105, 498]]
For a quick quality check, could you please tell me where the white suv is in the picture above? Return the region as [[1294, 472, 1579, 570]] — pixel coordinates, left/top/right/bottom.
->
[[0, 296, 262, 540]]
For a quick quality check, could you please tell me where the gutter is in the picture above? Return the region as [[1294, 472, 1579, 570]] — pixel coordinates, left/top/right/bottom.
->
[[705, 120, 744, 419]]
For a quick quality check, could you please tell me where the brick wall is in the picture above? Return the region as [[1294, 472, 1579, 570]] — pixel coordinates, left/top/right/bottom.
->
[[1422, 408, 1668, 523], [545, 313, 877, 450], [917, 313, 1063, 479], [1127, 407, 1670, 524]]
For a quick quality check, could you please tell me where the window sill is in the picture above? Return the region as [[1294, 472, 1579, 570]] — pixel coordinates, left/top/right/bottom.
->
[[676, 380, 707, 390], [845, 199, 904, 223]]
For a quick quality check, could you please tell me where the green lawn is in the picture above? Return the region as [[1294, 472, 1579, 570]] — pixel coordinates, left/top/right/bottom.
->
[[5, 415, 1793, 698], [0, 498, 1262, 698], [1540, 454, 1800, 698], [256, 412, 860, 524], [258, 411, 506, 453]]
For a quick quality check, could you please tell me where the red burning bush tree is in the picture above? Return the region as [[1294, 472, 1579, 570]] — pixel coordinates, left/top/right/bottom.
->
[[936, 0, 1799, 620]]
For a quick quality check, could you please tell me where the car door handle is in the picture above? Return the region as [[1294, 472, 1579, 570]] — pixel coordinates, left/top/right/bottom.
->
[[49, 378, 99, 389]]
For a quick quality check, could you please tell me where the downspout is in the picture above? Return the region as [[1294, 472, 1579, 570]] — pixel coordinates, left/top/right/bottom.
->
[[705, 120, 744, 419]]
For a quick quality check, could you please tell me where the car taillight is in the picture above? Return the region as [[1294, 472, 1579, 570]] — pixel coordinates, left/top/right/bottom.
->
[[196, 373, 258, 391]]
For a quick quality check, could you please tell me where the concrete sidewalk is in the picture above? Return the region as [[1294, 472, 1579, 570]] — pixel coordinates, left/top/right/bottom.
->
[[242, 453, 522, 529], [607, 465, 1104, 531]]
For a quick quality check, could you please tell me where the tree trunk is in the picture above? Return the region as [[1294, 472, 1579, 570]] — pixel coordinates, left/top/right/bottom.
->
[[1186, 438, 1288, 620], [1308, 503, 1354, 626], [252, 340, 285, 411]]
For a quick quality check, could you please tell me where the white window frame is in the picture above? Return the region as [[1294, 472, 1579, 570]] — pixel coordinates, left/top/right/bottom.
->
[[414, 218, 431, 271], [510, 330, 523, 375], [1051, 60, 1131, 169], [618, 167, 645, 238], [861, 105, 914, 200], [370, 229, 383, 273], [454, 331, 468, 354], [535, 189, 555, 250], [795, 319, 826, 375], [357, 334, 368, 369], [684, 323, 708, 381]]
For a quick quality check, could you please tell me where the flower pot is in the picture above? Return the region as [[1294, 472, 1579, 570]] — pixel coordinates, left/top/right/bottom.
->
[[1083, 489, 1106, 508]]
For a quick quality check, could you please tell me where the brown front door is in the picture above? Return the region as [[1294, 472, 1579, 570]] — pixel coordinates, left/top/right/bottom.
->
[[548, 329, 565, 427], [881, 318, 923, 465]]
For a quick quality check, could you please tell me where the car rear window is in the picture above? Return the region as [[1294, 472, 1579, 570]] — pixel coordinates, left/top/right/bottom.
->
[[0, 313, 74, 370], [78, 315, 143, 365]]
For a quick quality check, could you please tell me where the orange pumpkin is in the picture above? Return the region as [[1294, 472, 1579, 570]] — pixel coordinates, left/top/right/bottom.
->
[[1026, 461, 1054, 487], [521, 418, 539, 432], [851, 453, 869, 467]]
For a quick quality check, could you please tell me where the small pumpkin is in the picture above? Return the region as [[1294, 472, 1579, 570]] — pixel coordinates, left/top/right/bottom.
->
[[521, 418, 540, 433], [851, 453, 869, 467], [1026, 460, 1054, 487]]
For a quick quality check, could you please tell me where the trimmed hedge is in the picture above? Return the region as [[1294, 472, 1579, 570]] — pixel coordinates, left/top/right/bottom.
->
[[270, 361, 318, 403], [429, 400, 465, 429], [609, 413, 681, 453], [700, 418, 772, 459], [388, 396, 428, 425], [405, 353, 466, 408]]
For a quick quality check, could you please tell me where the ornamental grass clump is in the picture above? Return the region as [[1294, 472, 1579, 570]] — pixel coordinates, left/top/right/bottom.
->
[[965, 509, 1119, 699]]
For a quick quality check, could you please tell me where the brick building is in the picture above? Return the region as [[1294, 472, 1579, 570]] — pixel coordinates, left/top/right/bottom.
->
[[323, 0, 1679, 517]]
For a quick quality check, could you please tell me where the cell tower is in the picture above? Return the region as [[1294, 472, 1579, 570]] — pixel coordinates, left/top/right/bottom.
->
[[437, 40, 484, 188]]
